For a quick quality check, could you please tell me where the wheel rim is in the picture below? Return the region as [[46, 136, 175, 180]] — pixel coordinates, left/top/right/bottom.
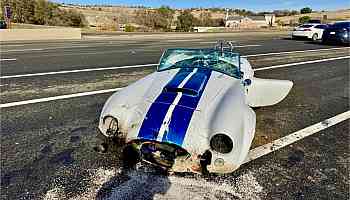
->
[[312, 34, 318, 41]]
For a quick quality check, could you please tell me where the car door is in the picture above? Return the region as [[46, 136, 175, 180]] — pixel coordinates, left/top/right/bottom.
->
[[246, 78, 293, 107]]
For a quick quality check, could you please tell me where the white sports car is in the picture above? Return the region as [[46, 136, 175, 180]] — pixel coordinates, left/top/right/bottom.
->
[[96, 44, 293, 174], [291, 23, 328, 41]]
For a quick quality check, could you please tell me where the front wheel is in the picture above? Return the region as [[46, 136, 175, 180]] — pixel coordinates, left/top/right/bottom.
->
[[122, 144, 141, 169], [312, 33, 318, 41]]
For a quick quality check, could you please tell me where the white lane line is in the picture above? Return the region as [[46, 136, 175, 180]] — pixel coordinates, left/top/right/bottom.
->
[[254, 56, 350, 71], [1, 44, 25, 47], [1, 46, 91, 53], [243, 47, 350, 58], [0, 64, 158, 79], [0, 58, 17, 61], [167, 39, 202, 42], [244, 111, 350, 164], [0, 88, 122, 108], [199, 42, 262, 48], [3, 48, 44, 52], [235, 45, 261, 48]]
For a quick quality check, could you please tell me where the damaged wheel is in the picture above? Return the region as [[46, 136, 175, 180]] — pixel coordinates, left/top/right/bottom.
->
[[199, 150, 212, 175], [122, 144, 141, 169]]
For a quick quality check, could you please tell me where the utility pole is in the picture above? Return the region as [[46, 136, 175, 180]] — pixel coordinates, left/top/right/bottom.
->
[[4, 5, 12, 29], [225, 8, 229, 21]]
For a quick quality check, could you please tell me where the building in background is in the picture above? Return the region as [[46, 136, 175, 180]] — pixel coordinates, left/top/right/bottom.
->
[[225, 14, 276, 28]]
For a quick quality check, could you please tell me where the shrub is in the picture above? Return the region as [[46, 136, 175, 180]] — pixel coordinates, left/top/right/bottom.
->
[[299, 16, 311, 24], [124, 24, 135, 32]]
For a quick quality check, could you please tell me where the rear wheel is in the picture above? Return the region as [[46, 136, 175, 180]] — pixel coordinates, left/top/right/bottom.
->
[[312, 33, 318, 41]]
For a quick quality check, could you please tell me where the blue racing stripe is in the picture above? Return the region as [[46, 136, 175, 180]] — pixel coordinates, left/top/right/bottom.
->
[[162, 68, 212, 146], [137, 68, 194, 140]]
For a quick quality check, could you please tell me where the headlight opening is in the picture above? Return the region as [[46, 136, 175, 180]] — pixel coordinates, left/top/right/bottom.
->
[[210, 134, 233, 154], [103, 116, 119, 137]]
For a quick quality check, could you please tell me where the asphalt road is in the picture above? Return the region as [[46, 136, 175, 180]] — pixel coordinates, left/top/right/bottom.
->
[[0, 32, 349, 200], [0, 32, 346, 76]]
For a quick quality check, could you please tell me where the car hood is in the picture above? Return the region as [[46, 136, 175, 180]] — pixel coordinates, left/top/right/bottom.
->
[[144, 68, 238, 111]]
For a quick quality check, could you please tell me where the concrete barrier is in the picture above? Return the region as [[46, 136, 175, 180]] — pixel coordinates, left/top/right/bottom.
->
[[0, 28, 81, 41]]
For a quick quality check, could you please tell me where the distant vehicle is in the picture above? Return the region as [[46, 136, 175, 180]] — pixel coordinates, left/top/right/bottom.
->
[[0, 20, 7, 29], [95, 42, 293, 174], [322, 21, 350, 45], [292, 23, 328, 41]]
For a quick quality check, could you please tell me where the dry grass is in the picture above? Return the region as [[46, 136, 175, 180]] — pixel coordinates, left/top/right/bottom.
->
[[277, 9, 350, 24], [60, 5, 226, 28]]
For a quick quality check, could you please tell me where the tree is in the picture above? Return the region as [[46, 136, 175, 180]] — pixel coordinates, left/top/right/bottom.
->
[[197, 11, 213, 26], [299, 16, 311, 24], [154, 6, 174, 30], [0, 0, 86, 27], [300, 7, 312, 14], [176, 10, 194, 32], [34, 0, 49, 24], [134, 6, 174, 31], [1, 0, 36, 23]]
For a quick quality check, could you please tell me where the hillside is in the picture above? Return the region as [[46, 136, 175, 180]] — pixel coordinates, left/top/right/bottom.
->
[[60, 5, 226, 28], [276, 9, 350, 25]]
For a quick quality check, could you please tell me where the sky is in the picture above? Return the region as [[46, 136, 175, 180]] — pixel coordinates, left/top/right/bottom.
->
[[52, 0, 350, 12]]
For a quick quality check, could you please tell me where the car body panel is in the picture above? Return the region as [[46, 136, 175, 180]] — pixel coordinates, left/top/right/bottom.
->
[[247, 78, 293, 107]]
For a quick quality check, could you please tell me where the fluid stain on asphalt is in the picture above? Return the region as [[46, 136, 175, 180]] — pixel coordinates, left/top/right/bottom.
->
[[70, 135, 81, 143], [287, 149, 305, 165]]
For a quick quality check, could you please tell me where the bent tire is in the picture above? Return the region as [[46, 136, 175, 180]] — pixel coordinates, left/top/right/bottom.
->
[[122, 145, 141, 169]]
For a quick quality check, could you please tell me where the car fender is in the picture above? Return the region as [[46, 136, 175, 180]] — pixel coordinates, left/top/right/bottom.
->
[[201, 79, 256, 173], [246, 77, 293, 107]]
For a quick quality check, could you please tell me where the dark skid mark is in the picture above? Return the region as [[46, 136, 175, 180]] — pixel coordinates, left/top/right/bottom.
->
[[1, 172, 13, 187], [70, 135, 81, 143], [40, 143, 53, 154], [51, 149, 74, 166], [71, 127, 88, 134], [287, 149, 305, 165]]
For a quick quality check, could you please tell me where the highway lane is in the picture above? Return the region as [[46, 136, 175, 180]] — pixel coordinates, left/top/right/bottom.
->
[[1, 54, 348, 200], [1, 47, 349, 104], [0, 34, 346, 76]]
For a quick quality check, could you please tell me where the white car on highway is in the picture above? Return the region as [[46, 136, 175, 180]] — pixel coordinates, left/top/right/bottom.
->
[[292, 23, 328, 41], [95, 43, 293, 174]]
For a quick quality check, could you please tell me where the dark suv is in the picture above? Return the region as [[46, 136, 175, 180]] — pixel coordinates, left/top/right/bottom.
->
[[322, 22, 350, 45], [0, 20, 7, 29]]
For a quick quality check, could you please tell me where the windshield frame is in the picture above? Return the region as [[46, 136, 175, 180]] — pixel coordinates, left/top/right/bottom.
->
[[157, 48, 242, 79]]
